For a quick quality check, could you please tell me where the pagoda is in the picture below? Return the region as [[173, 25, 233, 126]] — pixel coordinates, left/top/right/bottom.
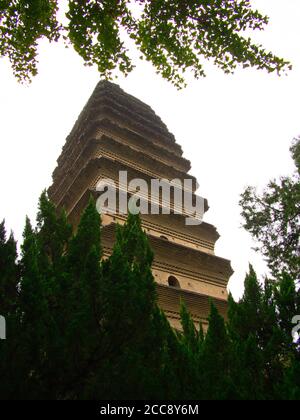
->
[[48, 81, 233, 330]]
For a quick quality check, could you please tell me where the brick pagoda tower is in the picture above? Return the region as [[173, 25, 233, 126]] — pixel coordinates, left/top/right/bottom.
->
[[48, 81, 233, 330]]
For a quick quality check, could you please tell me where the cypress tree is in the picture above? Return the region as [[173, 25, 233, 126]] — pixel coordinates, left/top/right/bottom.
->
[[180, 301, 200, 355], [0, 220, 19, 399], [62, 197, 104, 399], [17, 192, 72, 399], [228, 294, 265, 400], [95, 212, 167, 400], [274, 272, 300, 354], [3, 193, 299, 400], [35, 192, 73, 398], [18, 216, 50, 398], [200, 302, 234, 400], [280, 356, 300, 400], [273, 272, 300, 399], [227, 266, 290, 399], [177, 301, 203, 399], [0, 220, 18, 314]]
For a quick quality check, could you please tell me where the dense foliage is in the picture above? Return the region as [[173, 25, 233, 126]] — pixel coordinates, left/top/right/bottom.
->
[[0, 1, 291, 87], [240, 139, 300, 282], [0, 190, 299, 400]]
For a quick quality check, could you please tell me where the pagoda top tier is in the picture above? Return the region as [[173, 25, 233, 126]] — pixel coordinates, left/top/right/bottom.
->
[[60, 80, 184, 158]]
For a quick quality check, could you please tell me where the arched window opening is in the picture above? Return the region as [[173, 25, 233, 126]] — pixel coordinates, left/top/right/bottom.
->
[[168, 275, 180, 288], [160, 235, 169, 241]]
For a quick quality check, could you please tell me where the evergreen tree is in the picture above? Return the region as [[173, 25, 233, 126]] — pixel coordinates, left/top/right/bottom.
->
[[227, 266, 295, 399], [62, 197, 104, 399], [94, 213, 165, 399], [1, 191, 299, 400], [273, 272, 300, 400], [34, 192, 73, 398], [274, 272, 300, 354], [280, 356, 300, 400], [240, 139, 300, 281], [16, 191, 77, 399], [200, 302, 234, 400], [180, 301, 200, 355], [238, 139, 300, 399], [177, 301, 203, 399], [0, 220, 18, 314], [0, 220, 19, 399], [17, 216, 49, 398]]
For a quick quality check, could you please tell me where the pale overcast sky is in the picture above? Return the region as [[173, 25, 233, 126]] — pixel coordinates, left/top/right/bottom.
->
[[0, 0, 298, 299]]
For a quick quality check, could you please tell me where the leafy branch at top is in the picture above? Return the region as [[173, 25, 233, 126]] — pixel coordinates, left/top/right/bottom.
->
[[0, 0, 292, 87]]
